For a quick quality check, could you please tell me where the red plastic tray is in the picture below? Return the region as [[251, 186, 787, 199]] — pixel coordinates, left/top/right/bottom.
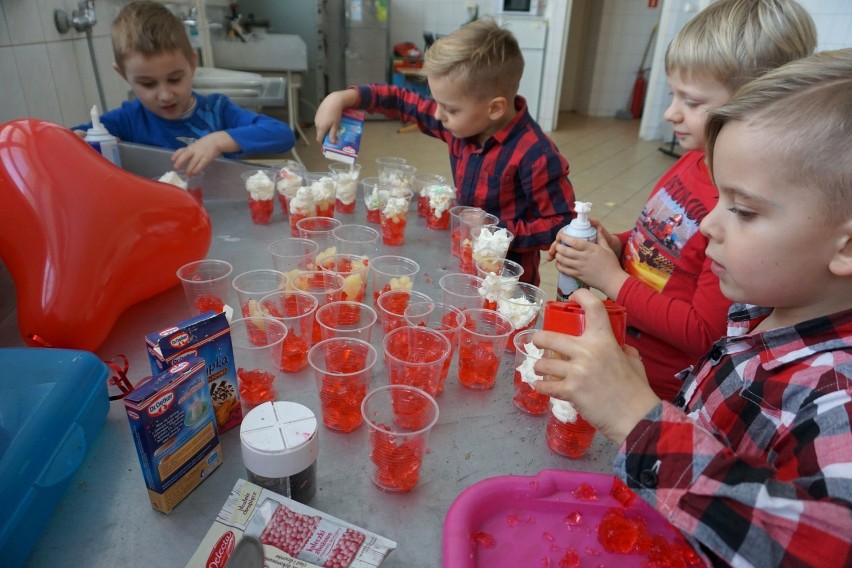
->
[[443, 469, 686, 567]]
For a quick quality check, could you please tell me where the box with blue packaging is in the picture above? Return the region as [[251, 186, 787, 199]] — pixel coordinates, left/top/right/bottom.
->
[[322, 109, 365, 164]]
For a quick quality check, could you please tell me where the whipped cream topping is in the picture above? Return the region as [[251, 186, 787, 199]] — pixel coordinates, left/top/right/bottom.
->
[[497, 295, 539, 329], [478, 272, 518, 302], [245, 170, 275, 201], [382, 196, 409, 219], [380, 170, 413, 190], [158, 170, 187, 189], [473, 228, 512, 261], [365, 189, 388, 211], [309, 176, 336, 204], [550, 397, 578, 424], [515, 341, 544, 386], [276, 166, 303, 195], [289, 186, 316, 215], [427, 184, 455, 217], [335, 171, 359, 205]]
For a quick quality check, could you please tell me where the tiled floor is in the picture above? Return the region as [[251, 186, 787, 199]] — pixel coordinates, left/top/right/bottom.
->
[[262, 112, 677, 299]]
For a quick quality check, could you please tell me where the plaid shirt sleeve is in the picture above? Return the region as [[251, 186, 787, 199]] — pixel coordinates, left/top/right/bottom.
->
[[613, 317, 852, 566], [356, 84, 452, 144]]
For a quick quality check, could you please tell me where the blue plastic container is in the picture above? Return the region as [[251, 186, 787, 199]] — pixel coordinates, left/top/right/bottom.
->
[[0, 348, 109, 568]]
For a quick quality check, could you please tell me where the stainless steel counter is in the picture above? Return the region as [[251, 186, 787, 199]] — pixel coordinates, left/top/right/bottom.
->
[[9, 144, 617, 567]]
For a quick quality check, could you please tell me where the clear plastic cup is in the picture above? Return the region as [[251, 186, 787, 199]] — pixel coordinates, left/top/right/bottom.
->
[[361, 384, 439, 493], [258, 290, 318, 373], [361, 177, 390, 224], [375, 156, 407, 179], [376, 290, 434, 336], [498, 282, 546, 349], [383, 325, 451, 397], [296, 216, 343, 263], [309, 337, 377, 432], [414, 173, 447, 217], [274, 159, 304, 214], [303, 172, 337, 218], [423, 184, 456, 230], [458, 209, 499, 272], [476, 258, 525, 310], [230, 316, 287, 416], [470, 225, 515, 276], [240, 169, 277, 225], [512, 329, 549, 415], [267, 238, 319, 284], [329, 162, 362, 214], [403, 301, 466, 395], [449, 205, 477, 258], [379, 189, 414, 246], [370, 255, 420, 305], [333, 224, 380, 259], [316, 253, 370, 305], [232, 269, 288, 319], [176, 259, 233, 316], [546, 401, 597, 458], [457, 308, 514, 390], [315, 300, 377, 342], [186, 171, 204, 204], [290, 270, 346, 346], [380, 163, 417, 194], [287, 185, 317, 237], [439, 273, 486, 311]]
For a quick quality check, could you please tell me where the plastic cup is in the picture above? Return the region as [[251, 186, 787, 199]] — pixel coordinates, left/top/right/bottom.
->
[[458, 209, 499, 272], [186, 171, 204, 204], [370, 255, 420, 305], [439, 273, 486, 311], [457, 308, 514, 390], [258, 290, 318, 373], [470, 225, 515, 275], [232, 269, 288, 319], [512, 329, 549, 415], [267, 238, 319, 284], [379, 163, 417, 194], [308, 337, 377, 432], [383, 325, 451, 397], [379, 189, 414, 246], [329, 162, 362, 214], [315, 301, 377, 342], [376, 290, 434, 335], [423, 184, 456, 230], [240, 169, 276, 224], [316, 253, 370, 305], [176, 259, 233, 316], [287, 186, 317, 237], [498, 282, 546, 349], [375, 156, 406, 178], [449, 205, 476, 257], [303, 172, 337, 218], [361, 384, 439, 493], [361, 177, 390, 224], [290, 271, 346, 346], [230, 317, 287, 416], [403, 301, 466, 395], [296, 216, 343, 262], [476, 258, 525, 310], [333, 224, 380, 259], [414, 173, 447, 217], [274, 159, 304, 213]]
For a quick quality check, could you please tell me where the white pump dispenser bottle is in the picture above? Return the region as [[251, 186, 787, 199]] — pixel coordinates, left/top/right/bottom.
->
[[556, 201, 597, 301], [84, 105, 121, 167]]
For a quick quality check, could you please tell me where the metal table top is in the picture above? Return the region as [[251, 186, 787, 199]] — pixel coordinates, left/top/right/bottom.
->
[[9, 144, 617, 568]]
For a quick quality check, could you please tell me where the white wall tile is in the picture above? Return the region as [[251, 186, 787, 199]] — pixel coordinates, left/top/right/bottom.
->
[[14, 44, 62, 122], [47, 41, 87, 125], [0, 47, 27, 123], [0, 4, 11, 47], [4, 0, 46, 45]]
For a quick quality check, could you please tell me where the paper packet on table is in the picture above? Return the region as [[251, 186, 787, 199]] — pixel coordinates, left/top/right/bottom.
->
[[323, 109, 365, 164], [185, 479, 397, 568]]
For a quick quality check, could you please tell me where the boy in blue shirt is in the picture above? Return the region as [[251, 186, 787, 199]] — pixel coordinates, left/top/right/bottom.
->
[[72, 1, 294, 175]]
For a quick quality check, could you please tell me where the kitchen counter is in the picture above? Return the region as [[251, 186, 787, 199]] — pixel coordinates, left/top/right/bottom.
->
[[9, 143, 618, 568]]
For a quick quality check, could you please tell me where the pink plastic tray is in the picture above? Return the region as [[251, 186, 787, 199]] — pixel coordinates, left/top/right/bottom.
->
[[442, 469, 685, 567]]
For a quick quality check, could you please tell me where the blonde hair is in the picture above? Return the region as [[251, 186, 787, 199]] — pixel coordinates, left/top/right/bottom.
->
[[423, 18, 523, 101], [666, 0, 816, 92], [706, 48, 852, 220], [112, 1, 195, 74]]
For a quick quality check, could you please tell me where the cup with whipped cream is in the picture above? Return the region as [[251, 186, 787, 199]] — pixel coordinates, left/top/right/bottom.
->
[[414, 173, 447, 217], [498, 282, 546, 349], [157, 170, 203, 205], [240, 169, 277, 224], [468, 225, 514, 275], [361, 177, 391, 224], [275, 160, 304, 214], [457, 209, 499, 272], [303, 172, 337, 218], [424, 183, 456, 230], [378, 163, 417, 194], [512, 329, 549, 415], [288, 186, 317, 237], [379, 189, 414, 246], [329, 162, 362, 214], [475, 258, 525, 310]]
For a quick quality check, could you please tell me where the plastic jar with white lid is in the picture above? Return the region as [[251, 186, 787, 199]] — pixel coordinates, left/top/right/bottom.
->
[[240, 401, 319, 503]]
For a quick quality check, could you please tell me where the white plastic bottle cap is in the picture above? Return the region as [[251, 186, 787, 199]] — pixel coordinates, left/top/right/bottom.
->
[[240, 401, 319, 478]]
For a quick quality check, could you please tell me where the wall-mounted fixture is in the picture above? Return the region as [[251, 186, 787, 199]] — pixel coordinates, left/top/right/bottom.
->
[[55, 1, 109, 112]]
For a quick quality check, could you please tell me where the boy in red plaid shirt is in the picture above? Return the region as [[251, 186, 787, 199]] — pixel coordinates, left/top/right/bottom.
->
[[315, 19, 575, 286], [534, 49, 852, 567]]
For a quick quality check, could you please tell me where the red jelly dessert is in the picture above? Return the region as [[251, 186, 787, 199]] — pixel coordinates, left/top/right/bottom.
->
[[248, 197, 273, 224], [366, 208, 381, 224], [513, 370, 549, 415], [426, 208, 451, 230], [336, 198, 357, 214], [318, 375, 366, 432], [457, 339, 499, 389], [369, 425, 426, 492], [237, 367, 276, 409], [417, 194, 429, 217], [451, 227, 462, 257], [598, 509, 640, 554], [194, 294, 224, 314], [547, 413, 596, 458], [279, 330, 309, 372], [380, 216, 407, 246]]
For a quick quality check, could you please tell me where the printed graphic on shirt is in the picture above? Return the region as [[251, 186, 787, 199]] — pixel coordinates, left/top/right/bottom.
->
[[623, 176, 704, 293]]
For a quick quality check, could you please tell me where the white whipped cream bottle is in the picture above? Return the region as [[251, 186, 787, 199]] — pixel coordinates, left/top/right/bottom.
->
[[556, 201, 596, 301], [84, 104, 122, 167]]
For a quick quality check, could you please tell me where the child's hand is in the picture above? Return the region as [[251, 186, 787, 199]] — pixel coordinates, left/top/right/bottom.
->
[[171, 132, 237, 176], [591, 219, 622, 256], [314, 89, 358, 144], [553, 225, 628, 300], [532, 289, 660, 444]]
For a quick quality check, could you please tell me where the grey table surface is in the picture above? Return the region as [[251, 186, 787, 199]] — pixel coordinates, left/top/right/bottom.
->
[[8, 143, 618, 568]]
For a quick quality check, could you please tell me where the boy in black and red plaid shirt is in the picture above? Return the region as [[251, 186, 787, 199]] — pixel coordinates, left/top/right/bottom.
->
[[534, 49, 852, 567], [314, 18, 575, 286]]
